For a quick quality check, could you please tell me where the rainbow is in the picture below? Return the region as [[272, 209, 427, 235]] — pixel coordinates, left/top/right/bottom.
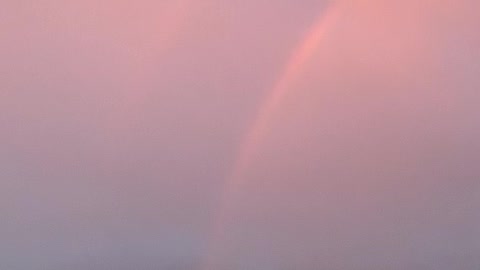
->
[[202, 3, 340, 268]]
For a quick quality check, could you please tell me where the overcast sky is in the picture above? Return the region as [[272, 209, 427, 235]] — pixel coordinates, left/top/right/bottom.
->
[[1, 0, 479, 269]]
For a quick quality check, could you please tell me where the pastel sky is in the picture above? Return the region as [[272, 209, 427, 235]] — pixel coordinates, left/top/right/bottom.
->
[[1, 1, 479, 269]]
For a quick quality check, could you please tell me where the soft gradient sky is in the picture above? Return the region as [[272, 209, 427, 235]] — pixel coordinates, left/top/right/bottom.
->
[[1, 1, 480, 269]]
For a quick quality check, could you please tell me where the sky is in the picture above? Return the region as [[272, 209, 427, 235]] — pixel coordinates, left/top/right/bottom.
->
[[1, 0, 480, 269]]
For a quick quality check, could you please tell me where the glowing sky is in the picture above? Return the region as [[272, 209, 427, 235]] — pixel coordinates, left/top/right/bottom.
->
[[1, 0, 480, 269]]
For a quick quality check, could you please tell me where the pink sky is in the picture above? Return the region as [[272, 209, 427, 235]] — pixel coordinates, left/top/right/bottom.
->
[[1, 1, 480, 269]]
